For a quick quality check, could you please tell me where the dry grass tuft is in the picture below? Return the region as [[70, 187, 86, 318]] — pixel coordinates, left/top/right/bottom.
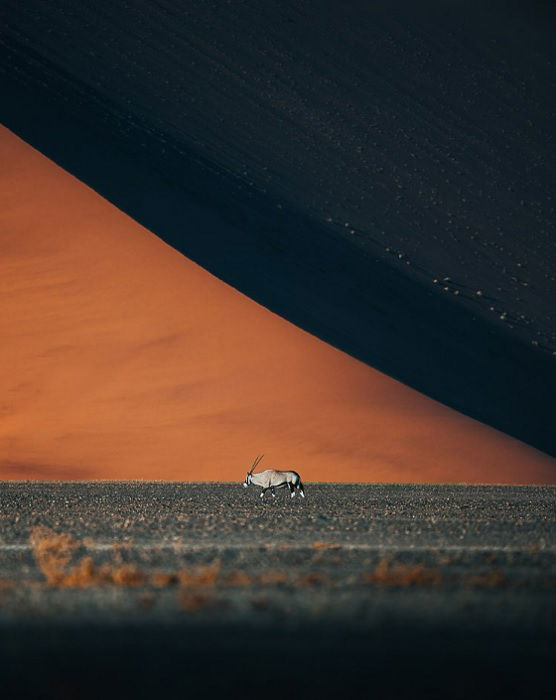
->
[[151, 572, 180, 587], [109, 564, 146, 586], [151, 564, 227, 588], [30, 526, 80, 585], [55, 556, 97, 587], [30, 528, 228, 591], [224, 570, 252, 586], [177, 560, 221, 586], [30, 527, 145, 587], [363, 559, 443, 587], [258, 570, 289, 585], [25, 529, 531, 595], [179, 590, 215, 611]]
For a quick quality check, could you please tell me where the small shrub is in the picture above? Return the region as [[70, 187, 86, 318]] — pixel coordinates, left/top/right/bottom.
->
[[363, 559, 442, 587]]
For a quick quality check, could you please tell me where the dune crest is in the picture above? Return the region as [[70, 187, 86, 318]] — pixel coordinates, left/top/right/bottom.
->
[[0, 126, 554, 483]]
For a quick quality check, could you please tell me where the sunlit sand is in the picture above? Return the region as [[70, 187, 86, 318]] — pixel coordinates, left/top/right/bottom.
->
[[1, 126, 554, 482]]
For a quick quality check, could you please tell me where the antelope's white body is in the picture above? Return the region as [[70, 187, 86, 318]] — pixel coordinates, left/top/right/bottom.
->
[[244, 457, 305, 499]]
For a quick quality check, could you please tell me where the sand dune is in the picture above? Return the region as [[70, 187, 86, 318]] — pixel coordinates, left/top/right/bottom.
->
[[1, 126, 554, 482], [2, 1, 555, 458]]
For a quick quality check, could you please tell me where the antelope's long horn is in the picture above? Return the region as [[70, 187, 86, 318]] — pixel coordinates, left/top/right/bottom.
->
[[249, 454, 263, 474], [250, 455, 261, 474]]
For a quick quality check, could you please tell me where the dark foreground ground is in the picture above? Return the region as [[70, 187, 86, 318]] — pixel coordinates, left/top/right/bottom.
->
[[0, 482, 554, 699]]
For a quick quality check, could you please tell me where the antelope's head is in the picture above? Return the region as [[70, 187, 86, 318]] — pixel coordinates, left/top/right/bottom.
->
[[244, 454, 263, 487]]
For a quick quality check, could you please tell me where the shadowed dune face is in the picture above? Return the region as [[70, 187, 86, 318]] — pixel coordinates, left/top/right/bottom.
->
[[0, 126, 554, 483]]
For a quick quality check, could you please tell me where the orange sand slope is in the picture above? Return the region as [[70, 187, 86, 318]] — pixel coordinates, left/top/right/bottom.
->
[[1, 126, 554, 483]]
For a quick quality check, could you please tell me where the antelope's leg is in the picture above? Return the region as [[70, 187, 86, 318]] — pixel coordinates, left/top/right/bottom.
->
[[289, 483, 295, 498], [299, 483, 305, 498], [271, 487, 276, 498], [260, 488, 266, 499]]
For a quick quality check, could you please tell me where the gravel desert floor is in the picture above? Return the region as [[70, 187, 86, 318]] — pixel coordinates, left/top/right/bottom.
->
[[0, 482, 554, 698]]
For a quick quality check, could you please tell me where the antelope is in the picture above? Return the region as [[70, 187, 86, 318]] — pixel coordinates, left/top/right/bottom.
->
[[243, 455, 305, 499]]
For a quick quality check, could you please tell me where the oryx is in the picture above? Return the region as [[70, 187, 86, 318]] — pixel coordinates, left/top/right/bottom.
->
[[243, 455, 305, 499]]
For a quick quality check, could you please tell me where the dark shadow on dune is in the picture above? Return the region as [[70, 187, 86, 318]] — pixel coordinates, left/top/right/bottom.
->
[[1, 1, 555, 460]]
